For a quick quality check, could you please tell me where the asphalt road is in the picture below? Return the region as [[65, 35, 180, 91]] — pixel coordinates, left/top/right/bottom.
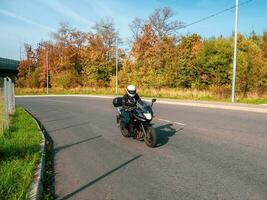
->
[[17, 96, 267, 200]]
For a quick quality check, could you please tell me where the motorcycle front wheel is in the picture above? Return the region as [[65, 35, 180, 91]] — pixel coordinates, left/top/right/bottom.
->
[[144, 126, 157, 148]]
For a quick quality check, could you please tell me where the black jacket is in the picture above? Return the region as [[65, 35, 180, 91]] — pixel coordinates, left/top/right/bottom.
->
[[122, 93, 140, 109]]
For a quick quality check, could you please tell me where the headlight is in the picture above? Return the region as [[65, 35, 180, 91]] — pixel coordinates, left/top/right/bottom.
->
[[143, 113, 152, 120]]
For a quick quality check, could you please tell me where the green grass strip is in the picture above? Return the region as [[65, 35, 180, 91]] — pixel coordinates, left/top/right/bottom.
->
[[0, 107, 42, 200]]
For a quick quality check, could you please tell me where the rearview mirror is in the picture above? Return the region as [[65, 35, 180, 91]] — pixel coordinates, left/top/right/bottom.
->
[[152, 99, 157, 103]]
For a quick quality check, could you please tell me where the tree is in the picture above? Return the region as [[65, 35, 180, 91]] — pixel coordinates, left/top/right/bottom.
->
[[236, 35, 266, 96], [129, 17, 144, 41], [124, 7, 184, 88], [260, 32, 267, 94], [15, 13, 267, 98], [144, 37, 177, 87], [82, 19, 121, 86], [263, 31, 267, 58], [16, 44, 37, 88], [195, 37, 232, 89], [131, 24, 159, 61], [129, 7, 184, 40], [51, 23, 87, 88], [92, 19, 119, 60], [148, 7, 184, 37], [176, 34, 203, 88]]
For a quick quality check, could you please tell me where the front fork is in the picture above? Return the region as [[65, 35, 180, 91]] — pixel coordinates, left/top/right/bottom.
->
[[140, 123, 146, 136], [140, 123, 153, 138]]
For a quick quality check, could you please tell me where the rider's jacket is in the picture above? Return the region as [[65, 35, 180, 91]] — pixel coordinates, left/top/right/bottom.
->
[[122, 93, 140, 109]]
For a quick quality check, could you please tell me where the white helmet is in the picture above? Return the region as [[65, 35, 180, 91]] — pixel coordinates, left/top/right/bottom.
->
[[127, 85, 136, 97]]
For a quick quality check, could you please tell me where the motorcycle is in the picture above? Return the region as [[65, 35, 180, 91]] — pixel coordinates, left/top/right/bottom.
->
[[113, 97, 157, 148]]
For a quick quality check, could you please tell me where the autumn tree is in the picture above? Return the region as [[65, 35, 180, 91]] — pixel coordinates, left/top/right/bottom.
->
[[129, 7, 184, 40], [176, 34, 203, 88], [122, 7, 183, 88], [82, 19, 120, 86], [34, 41, 53, 88], [92, 19, 119, 60], [15, 10, 267, 98], [236, 35, 267, 96], [51, 23, 87, 88], [260, 31, 267, 93], [131, 24, 159, 61], [148, 7, 184, 37], [16, 44, 37, 87], [262, 31, 267, 58]]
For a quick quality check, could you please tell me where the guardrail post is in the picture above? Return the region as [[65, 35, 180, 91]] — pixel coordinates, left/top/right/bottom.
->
[[11, 81, 15, 114], [4, 77, 9, 129]]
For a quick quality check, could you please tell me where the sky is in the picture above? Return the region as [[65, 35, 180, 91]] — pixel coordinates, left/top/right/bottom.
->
[[0, 0, 266, 60]]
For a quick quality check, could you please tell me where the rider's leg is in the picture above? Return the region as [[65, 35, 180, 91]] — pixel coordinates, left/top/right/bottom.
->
[[122, 111, 134, 135], [121, 111, 131, 127]]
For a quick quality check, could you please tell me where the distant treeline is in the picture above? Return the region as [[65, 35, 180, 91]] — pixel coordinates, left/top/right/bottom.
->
[[17, 7, 267, 97]]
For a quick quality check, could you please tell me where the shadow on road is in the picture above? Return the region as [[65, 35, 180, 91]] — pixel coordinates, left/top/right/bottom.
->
[[60, 154, 142, 200], [41, 116, 73, 123], [54, 135, 102, 153], [156, 123, 183, 147], [31, 110, 70, 119]]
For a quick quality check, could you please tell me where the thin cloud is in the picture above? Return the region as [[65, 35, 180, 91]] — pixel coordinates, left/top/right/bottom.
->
[[84, 0, 114, 17], [0, 9, 55, 31], [40, 0, 93, 26]]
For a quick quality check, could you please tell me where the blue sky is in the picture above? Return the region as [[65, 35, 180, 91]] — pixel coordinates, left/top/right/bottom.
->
[[0, 0, 266, 60]]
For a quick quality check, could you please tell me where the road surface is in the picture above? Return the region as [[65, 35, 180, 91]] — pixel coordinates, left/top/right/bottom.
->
[[17, 96, 267, 200]]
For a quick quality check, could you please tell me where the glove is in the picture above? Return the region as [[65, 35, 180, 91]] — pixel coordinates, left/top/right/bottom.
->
[[125, 107, 134, 112], [128, 106, 136, 112]]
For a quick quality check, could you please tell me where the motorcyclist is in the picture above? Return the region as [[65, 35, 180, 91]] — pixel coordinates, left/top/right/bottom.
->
[[121, 85, 140, 134]]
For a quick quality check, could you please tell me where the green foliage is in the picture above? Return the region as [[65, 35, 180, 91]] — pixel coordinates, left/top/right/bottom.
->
[[32, 67, 41, 88], [195, 37, 233, 88], [52, 70, 80, 88], [176, 34, 202, 88], [262, 31, 267, 58], [235, 35, 267, 96]]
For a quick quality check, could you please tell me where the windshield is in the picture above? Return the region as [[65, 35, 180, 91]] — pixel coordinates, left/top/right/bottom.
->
[[136, 100, 152, 113]]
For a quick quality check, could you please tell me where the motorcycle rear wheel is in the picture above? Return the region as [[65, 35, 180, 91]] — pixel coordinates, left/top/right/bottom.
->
[[120, 121, 130, 137], [144, 126, 157, 148]]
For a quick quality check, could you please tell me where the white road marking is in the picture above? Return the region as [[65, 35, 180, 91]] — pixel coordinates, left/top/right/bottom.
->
[[157, 118, 171, 123], [174, 121, 186, 126], [157, 118, 185, 126]]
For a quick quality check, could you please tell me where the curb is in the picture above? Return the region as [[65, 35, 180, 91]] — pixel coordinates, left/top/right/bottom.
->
[[25, 109, 46, 200], [16, 94, 267, 114]]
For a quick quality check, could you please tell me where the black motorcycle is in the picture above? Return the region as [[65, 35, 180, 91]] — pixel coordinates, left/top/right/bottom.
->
[[113, 98, 157, 148]]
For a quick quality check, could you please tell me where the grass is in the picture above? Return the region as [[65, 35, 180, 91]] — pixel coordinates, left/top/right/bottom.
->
[[0, 107, 42, 200], [15, 87, 267, 105], [236, 98, 267, 104], [0, 100, 4, 135]]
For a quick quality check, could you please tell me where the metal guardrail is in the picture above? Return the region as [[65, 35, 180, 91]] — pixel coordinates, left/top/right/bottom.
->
[[0, 77, 15, 134]]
